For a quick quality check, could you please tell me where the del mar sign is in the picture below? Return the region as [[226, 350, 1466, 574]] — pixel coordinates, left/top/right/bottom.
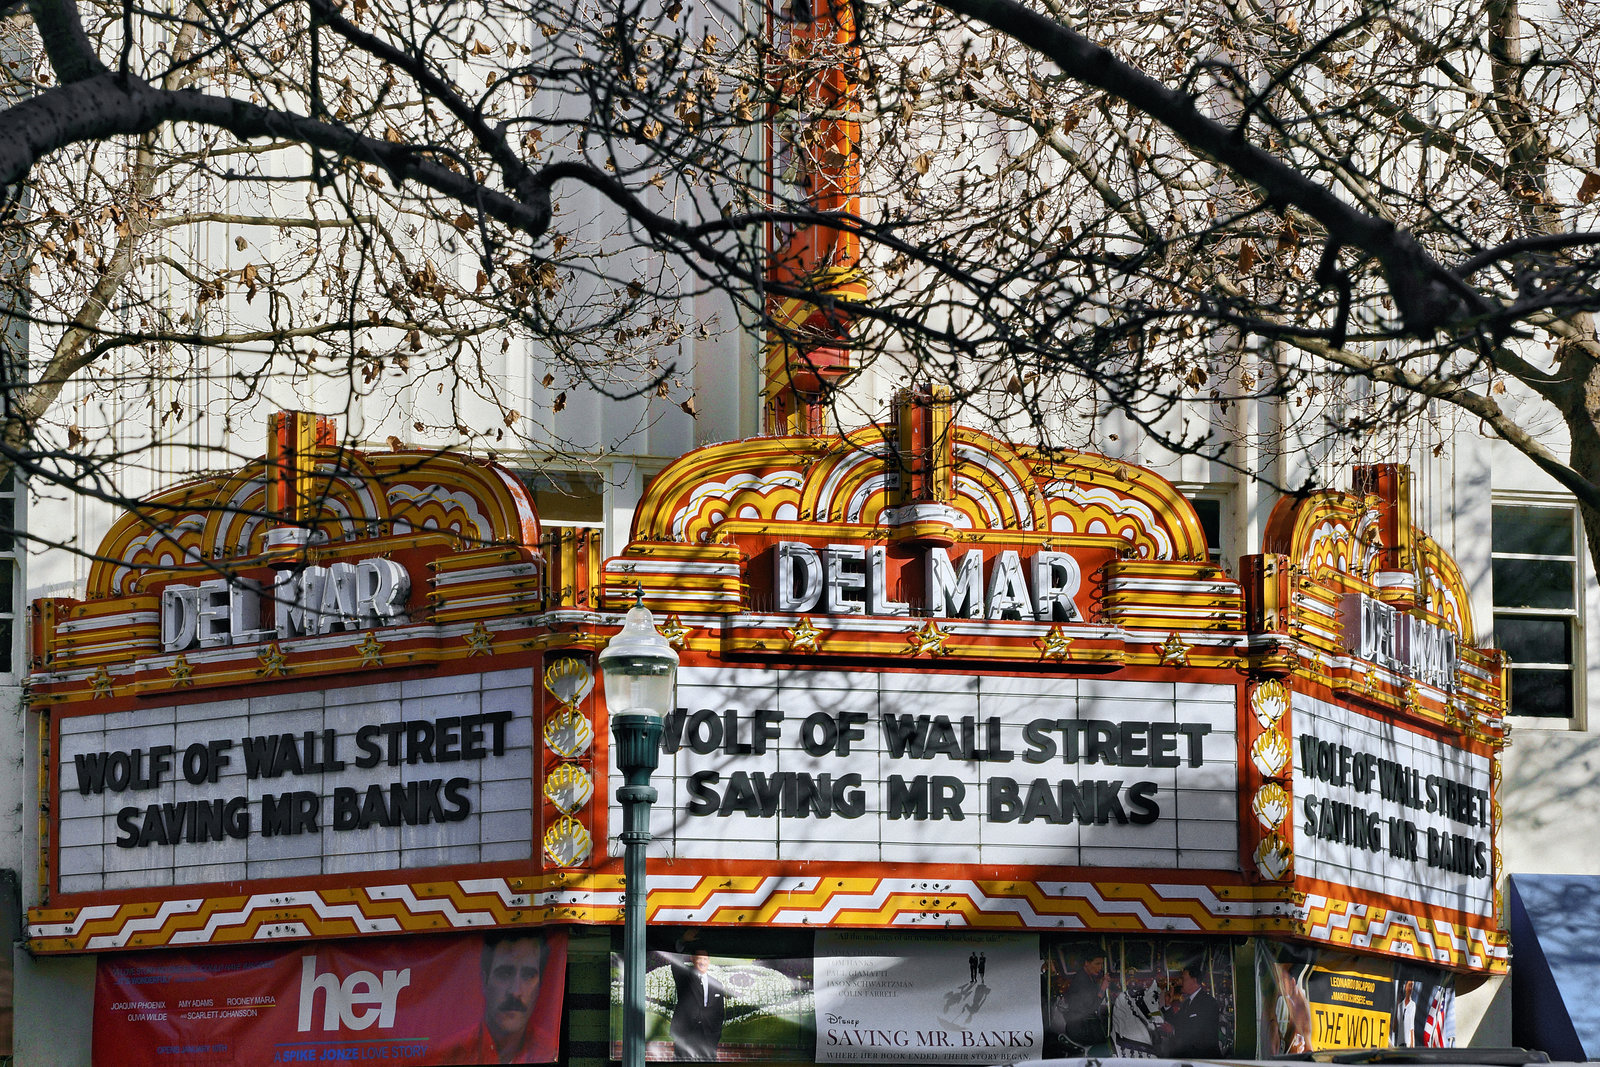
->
[[1339, 593, 1457, 690], [776, 542, 1084, 621], [160, 558, 410, 652]]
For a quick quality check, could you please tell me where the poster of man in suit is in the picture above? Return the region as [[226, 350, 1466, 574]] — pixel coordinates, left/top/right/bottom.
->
[[608, 942, 814, 1062], [670, 948, 728, 1060]]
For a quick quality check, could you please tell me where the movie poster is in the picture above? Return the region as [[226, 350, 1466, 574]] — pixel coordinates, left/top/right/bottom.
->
[[1257, 942, 1455, 1054], [608, 946, 815, 1061], [813, 931, 1042, 1063], [1042, 937, 1235, 1058], [94, 930, 568, 1065]]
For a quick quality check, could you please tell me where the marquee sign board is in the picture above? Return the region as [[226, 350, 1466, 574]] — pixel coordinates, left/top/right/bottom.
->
[[1291, 694, 1492, 916], [611, 667, 1240, 870], [56, 670, 535, 894]]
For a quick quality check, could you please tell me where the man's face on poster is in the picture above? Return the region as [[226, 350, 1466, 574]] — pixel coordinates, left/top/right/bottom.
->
[[1180, 969, 1200, 996], [484, 937, 543, 1047], [1084, 957, 1105, 977], [692, 950, 712, 974]]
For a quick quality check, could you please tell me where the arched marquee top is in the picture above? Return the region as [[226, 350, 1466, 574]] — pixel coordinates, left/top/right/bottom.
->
[[632, 425, 1210, 560], [88, 447, 541, 598], [1263, 464, 1475, 641]]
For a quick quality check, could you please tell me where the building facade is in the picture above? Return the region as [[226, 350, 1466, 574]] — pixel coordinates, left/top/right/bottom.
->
[[7, 0, 1600, 1057]]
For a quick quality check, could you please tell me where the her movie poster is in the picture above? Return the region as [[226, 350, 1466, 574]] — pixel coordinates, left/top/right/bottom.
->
[[94, 931, 568, 1066]]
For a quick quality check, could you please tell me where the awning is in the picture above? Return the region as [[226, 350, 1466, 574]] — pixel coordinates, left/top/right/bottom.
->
[[1509, 873, 1600, 1059]]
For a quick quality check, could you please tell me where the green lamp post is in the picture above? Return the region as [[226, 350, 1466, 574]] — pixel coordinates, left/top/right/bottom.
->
[[599, 594, 679, 1067]]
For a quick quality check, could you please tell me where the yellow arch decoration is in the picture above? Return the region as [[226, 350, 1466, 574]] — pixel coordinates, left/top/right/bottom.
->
[[629, 426, 1209, 559], [88, 447, 541, 598]]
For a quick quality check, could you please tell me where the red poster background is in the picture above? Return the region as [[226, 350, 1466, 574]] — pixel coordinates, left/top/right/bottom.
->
[[93, 931, 567, 1066]]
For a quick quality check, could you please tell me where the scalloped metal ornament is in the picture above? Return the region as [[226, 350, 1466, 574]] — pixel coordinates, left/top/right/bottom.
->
[[1251, 679, 1289, 728], [544, 762, 595, 815], [1252, 781, 1290, 828], [543, 815, 594, 867], [1253, 831, 1292, 881], [544, 658, 595, 707], [1250, 729, 1291, 777], [544, 707, 594, 758]]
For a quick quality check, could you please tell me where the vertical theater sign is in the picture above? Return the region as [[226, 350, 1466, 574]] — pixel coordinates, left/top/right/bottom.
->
[[25, 403, 1506, 1062]]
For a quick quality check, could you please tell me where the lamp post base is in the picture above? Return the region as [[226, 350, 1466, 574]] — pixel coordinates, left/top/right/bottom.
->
[[614, 714, 663, 1067]]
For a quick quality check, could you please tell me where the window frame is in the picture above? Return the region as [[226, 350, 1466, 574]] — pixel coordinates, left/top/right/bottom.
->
[[1176, 484, 1234, 576], [1492, 497, 1585, 727]]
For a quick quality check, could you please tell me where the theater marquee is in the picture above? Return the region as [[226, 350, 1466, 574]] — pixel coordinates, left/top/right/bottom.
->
[[25, 402, 1508, 980]]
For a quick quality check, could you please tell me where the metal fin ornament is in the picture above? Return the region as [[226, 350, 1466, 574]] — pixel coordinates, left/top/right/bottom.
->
[[1252, 781, 1290, 828], [544, 708, 594, 758], [543, 816, 594, 867], [544, 657, 595, 706], [544, 762, 596, 815]]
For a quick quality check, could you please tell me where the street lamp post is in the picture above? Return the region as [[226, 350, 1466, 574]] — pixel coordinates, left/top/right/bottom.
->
[[600, 595, 679, 1067]]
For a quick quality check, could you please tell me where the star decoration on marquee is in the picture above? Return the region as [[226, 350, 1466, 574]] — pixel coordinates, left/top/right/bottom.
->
[[257, 642, 289, 676], [785, 617, 822, 653], [658, 614, 690, 650], [358, 631, 385, 667], [168, 656, 195, 687], [466, 621, 494, 656], [90, 666, 114, 698], [906, 620, 952, 657], [1157, 632, 1191, 667], [1036, 626, 1074, 661]]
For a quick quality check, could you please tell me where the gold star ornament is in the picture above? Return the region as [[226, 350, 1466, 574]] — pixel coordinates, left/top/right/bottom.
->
[[257, 643, 289, 676], [906, 620, 952, 657], [1036, 626, 1074, 661], [785, 617, 822, 653], [466, 621, 494, 656], [1157, 632, 1192, 667], [358, 631, 385, 667], [658, 614, 691, 650]]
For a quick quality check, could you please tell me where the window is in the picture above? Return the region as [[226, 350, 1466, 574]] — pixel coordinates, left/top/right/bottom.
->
[[0, 468, 18, 676], [1493, 503, 1582, 719], [514, 468, 606, 527], [1178, 486, 1232, 573], [1192, 498, 1224, 568], [515, 468, 607, 610]]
